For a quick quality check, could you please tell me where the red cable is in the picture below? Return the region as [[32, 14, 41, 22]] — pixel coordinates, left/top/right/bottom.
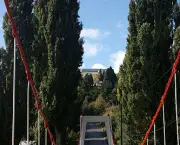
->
[[3, 0, 56, 144], [140, 50, 180, 145]]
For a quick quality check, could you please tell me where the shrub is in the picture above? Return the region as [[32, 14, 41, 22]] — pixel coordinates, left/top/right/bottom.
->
[[94, 94, 107, 114], [82, 94, 107, 115], [82, 98, 95, 115], [66, 127, 79, 145]]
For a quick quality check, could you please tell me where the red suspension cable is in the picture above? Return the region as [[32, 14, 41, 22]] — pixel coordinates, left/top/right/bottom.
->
[[140, 50, 180, 145], [4, 0, 56, 144]]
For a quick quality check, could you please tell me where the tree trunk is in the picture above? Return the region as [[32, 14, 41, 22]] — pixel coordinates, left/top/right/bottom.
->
[[55, 126, 62, 145]]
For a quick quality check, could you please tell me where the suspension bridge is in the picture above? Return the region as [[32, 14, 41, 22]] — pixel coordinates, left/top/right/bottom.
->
[[3, 0, 180, 144]]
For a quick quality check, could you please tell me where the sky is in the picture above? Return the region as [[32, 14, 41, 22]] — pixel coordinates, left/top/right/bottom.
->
[[0, 0, 129, 73], [79, 0, 129, 73]]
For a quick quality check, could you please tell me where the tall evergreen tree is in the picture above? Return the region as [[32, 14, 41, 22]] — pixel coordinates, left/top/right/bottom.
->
[[0, 48, 12, 144], [2, 0, 34, 144], [101, 67, 117, 98], [83, 74, 94, 89], [148, 0, 175, 144], [33, 0, 83, 144], [118, 0, 176, 144], [118, 0, 141, 143], [174, 2, 180, 28]]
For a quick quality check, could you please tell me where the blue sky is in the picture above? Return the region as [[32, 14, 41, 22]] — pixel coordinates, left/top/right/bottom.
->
[[0, 0, 129, 73], [0, 2, 6, 49], [79, 0, 129, 73]]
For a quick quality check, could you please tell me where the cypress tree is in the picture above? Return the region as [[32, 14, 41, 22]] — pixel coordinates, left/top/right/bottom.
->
[[118, 0, 141, 143], [0, 48, 12, 144], [149, 0, 175, 144], [2, 0, 34, 144], [118, 0, 176, 144], [83, 74, 94, 88], [34, 0, 83, 144], [174, 2, 180, 28], [101, 67, 117, 98]]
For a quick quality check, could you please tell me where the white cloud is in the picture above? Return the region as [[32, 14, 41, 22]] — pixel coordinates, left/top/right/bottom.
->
[[83, 43, 102, 57], [92, 64, 107, 69], [81, 28, 111, 39], [110, 50, 125, 73], [81, 28, 100, 39]]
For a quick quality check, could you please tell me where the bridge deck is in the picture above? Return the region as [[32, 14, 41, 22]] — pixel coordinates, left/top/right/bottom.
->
[[84, 123, 108, 145]]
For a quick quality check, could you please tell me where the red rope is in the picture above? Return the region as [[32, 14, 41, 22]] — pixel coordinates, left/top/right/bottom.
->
[[140, 50, 180, 145], [3, 0, 56, 144]]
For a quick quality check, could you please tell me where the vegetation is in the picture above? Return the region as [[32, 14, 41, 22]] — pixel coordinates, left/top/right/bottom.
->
[[1, 0, 83, 145], [33, 0, 83, 144], [1, 0, 34, 144], [117, 0, 180, 144], [1, 0, 180, 145]]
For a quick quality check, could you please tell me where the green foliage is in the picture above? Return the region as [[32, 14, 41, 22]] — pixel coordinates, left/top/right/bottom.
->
[[174, 2, 180, 28], [173, 26, 180, 59], [82, 94, 107, 115], [1, 0, 34, 144], [116, 88, 120, 102], [94, 94, 107, 114], [117, 0, 177, 144], [33, 0, 84, 143], [82, 74, 94, 92], [1, 0, 180, 144], [89, 86, 100, 100], [1, 0, 83, 144], [84, 74, 94, 84], [78, 73, 99, 104], [0, 48, 11, 144], [103, 106, 120, 144], [78, 72, 102, 103], [66, 127, 79, 145], [93, 69, 104, 82], [173, 26, 180, 140], [102, 67, 117, 98]]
